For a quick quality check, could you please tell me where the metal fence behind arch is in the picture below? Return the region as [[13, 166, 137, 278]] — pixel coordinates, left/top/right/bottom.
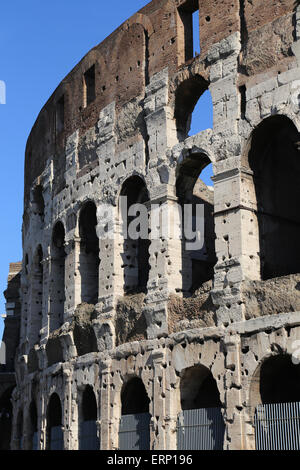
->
[[255, 402, 300, 450], [119, 413, 151, 450], [177, 407, 225, 450]]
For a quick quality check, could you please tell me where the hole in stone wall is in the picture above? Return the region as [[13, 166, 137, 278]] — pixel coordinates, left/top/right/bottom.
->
[[177, 0, 200, 64], [83, 65, 96, 107]]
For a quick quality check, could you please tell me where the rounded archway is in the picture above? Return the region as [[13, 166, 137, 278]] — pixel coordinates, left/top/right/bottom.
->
[[79, 201, 99, 304], [46, 393, 63, 450], [176, 153, 216, 294], [119, 377, 151, 450], [245, 115, 300, 280], [119, 176, 150, 295], [252, 354, 300, 450], [174, 75, 210, 141], [79, 385, 99, 450], [178, 365, 224, 450], [50, 221, 66, 332]]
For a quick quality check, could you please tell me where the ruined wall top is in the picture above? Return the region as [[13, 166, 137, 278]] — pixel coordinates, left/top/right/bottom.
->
[[24, 0, 297, 205]]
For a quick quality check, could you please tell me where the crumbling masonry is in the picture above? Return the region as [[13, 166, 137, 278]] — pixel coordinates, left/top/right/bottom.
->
[[2, 0, 300, 450]]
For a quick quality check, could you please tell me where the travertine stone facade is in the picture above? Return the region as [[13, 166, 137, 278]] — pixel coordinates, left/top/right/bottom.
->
[[2, 0, 300, 450]]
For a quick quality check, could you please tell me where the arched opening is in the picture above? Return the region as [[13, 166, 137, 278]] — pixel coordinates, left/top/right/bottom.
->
[[0, 387, 13, 450], [119, 377, 151, 450], [29, 400, 38, 450], [79, 202, 99, 304], [174, 76, 209, 141], [30, 245, 43, 346], [79, 385, 99, 450], [176, 154, 216, 295], [50, 222, 66, 332], [16, 410, 23, 450], [254, 355, 300, 450], [120, 177, 150, 295], [178, 365, 224, 450], [246, 115, 300, 280], [46, 393, 63, 450]]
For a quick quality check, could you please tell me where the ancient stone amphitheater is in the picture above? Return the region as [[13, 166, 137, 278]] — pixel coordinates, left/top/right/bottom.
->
[[1, 0, 300, 451]]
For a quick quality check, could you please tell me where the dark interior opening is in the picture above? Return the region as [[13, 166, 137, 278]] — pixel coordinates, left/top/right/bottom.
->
[[248, 115, 300, 280], [180, 365, 222, 410], [121, 377, 150, 415], [50, 222, 66, 331], [84, 65, 96, 107], [260, 355, 300, 404], [82, 386, 97, 421], [79, 201, 100, 304], [120, 176, 150, 295], [176, 154, 216, 294], [178, 0, 200, 62]]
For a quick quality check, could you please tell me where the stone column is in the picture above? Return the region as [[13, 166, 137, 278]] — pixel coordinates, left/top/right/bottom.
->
[[64, 237, 81, 322], [145, 193, 183, 339], [63, 367, 73, 450], [99, 358, 111, 450], [151, 348, 166, 450], [223, 334, 245, 450], [212, 158, 260, 326]]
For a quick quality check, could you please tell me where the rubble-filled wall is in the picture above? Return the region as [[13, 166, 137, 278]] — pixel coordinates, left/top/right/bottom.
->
[[6, 0, 300, 450]]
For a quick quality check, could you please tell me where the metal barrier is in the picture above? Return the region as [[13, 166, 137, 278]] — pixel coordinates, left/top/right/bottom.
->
[[177, 408, 225, 450], [49, 426, 64, 450], [79, 420, 100, 450], [119, 413, 151, 450], [255, 402, 300, 450]]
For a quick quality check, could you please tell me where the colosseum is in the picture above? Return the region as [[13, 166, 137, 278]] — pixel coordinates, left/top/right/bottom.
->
[[1, 0, 300, 452]]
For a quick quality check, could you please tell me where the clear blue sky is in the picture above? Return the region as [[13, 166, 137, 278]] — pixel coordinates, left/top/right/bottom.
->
[[0, 1, 213, 340]]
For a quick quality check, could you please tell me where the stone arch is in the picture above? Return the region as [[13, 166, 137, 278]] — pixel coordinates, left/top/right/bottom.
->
[[243, 114, 300, 280], [121, 376, 150, 416], [78, 385, 99, 450], [46, 392, 63, 450], [180, 364, 222, 411], [79, 201, 100, 304], [118, 175, 150, 295], [249, 353, 300, 410], [174, 74, 210, 141], [49, 221, 66, 332], [176, 151, 216, 294]]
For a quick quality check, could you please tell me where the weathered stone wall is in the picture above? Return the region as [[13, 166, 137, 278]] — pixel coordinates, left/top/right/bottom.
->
[[6, 0, 300, 451]]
